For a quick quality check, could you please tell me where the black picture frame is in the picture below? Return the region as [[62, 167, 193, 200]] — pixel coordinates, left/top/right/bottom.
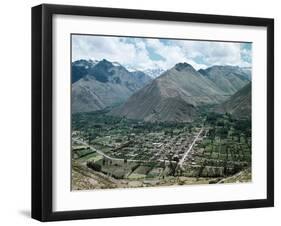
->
[[32, 3, 274, 222]]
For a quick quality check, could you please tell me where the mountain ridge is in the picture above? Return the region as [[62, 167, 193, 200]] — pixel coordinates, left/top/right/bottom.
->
[[72, 59, 151, 113], [198, 65, 250, 94], [110, 62, 251, 122], [72, 59, 251, 122]]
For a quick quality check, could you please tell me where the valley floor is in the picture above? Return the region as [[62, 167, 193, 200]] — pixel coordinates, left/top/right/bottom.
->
[[71, 111, 252, 190]]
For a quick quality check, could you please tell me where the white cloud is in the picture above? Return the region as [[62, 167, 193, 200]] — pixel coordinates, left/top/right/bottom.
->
[[145, 39, 209, 70], [72, 35, 135, 63], [72, 35, 251, 71], [177, 41, 243, 67]]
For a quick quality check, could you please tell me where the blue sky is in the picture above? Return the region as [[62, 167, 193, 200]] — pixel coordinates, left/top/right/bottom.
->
[[72, 35, 252, 71]]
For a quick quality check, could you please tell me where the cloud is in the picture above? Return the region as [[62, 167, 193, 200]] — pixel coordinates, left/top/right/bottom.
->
[[145, 39, 209, 70], [72, 35, 252, 71]]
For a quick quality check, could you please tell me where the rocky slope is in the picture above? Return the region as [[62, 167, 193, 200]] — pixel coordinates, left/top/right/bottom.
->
[[110, 63, 228, 122], [72, 59, 151, 113], [216, 82, 251, 118], [198, 65, 250, 95]]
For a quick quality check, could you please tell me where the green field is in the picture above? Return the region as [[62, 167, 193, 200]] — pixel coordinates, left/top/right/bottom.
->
[[71, 110, 251, 190]]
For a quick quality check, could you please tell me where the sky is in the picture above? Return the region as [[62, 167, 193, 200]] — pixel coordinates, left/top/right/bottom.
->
[[72, 34, 252, 71]]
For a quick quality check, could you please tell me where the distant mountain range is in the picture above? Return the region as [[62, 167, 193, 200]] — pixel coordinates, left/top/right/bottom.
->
[[111, 63, 225, 122], [125, 65, 165, 78], [143, 68, 165, 78], [110, 64, 251, 122], [72, 59, 251, 122], [72, 59, 151, 113]]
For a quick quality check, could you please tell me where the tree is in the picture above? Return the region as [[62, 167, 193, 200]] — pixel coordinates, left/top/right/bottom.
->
[[218, 127, 228, 140], [206, 112, 220, 125], [208, 128, 215, 142], [216, 120, 224, 127], [188, 125, 192, 133], [197, 160, 206, 180], [87, 161, 102, 172], [87, 132, 91, 145]]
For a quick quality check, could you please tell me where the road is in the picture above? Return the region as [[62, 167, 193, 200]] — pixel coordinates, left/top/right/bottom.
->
[[73, 137, 122, 161], [178, 127, 204, 167]]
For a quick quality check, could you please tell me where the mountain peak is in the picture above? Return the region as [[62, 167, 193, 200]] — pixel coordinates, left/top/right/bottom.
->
[[174, 62, 193, 71], [98, 58, 113, 66], [72, 59, 95, 68]]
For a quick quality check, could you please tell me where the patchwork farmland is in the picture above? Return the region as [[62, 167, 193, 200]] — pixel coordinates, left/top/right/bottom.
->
[[71, 111, 251, 190]]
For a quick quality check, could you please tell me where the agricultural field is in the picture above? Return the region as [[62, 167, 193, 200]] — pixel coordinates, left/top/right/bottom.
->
[[71, 110, 251, 190]]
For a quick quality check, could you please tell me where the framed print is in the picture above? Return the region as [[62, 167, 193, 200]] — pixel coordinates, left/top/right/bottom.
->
[[31, 4, 274, 221]]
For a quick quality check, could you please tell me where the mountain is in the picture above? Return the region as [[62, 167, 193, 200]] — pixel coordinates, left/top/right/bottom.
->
[[72, 59, 151, 113], [125, 65, 165, 78], [143, 68, 165, 78], [110, 63, 229, 122], [198, 65, 250, 95], [216, 83, 251, 118], [241, 67, 252, 80], [72, 59, 99, 83]]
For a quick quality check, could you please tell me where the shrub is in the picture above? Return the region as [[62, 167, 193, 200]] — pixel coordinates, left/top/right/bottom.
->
[[87, 161, 102, 172]]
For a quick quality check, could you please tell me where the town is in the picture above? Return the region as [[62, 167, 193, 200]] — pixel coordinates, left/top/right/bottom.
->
[[71, 110, 251, 190]]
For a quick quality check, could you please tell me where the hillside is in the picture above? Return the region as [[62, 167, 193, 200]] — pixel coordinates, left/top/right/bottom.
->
[[110, 63, 228, 122], [216, 82, 251, 118], [72, 59, 151, 113], [198, 65, 250, 95]]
